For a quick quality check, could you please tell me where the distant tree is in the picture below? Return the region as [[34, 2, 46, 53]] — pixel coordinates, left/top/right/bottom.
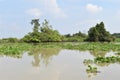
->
[[112, 33, 120, 38], [63, 31, 86, 42], [0, 38, 18, 43], [85, 22, 115, 42], [64, 34, 71, 38], [87, 27, 99, 41], [40, 19, 62, 42], [22, 19, 62, 43], [22, 19, 41, 43], [73, 31, 86, 38], [31, 19, 40, 33]]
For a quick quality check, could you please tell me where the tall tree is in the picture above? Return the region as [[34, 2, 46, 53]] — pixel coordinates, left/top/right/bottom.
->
[[31, 19, 40, 33], [22, 19, 41, 43], [22, 19, 62, 42], [40, 19, 62, 42], [85, 22, 115, 42]]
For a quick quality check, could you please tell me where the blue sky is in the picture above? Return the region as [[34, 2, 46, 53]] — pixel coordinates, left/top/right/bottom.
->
[[0, 0, 120, 38]]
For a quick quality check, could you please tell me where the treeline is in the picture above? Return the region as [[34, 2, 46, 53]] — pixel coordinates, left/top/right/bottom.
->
[[0, 19, 118, 43], [21, 19, 88, 43]]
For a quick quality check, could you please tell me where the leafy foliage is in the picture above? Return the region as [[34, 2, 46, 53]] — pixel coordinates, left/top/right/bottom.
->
[[22, 19, 62, 43], [85, 22, 115, 42], [63, 31, 87, 42], [0, 38, 19, 43], [40, 19, 62, 42]]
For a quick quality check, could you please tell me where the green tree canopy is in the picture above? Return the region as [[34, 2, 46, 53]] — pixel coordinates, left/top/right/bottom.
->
[[22, 19, 62, 43], [40, 19, 62, 42], [22, 19, 41, 43], [85, 22, 115, 42]]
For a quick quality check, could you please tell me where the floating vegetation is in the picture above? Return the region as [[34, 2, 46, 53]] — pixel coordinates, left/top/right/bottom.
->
[[86, 65, 98, 73], [84, 56, 120, 65], [83, 59, 94, 65], [1, 42, 120, 58], [84, 55, 120, 74], [0, 43, 32, 58], [94, 56, 120, 63], [62, 42, 120, 51]]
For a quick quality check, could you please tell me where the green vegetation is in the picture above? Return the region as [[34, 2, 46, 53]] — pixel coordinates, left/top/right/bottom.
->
[[62, 42, 120, 51], [0, 43, 32, 58], [85, 22, 115, 42], [0, 19, 118, 43], [21, 20, 116, 43], [84, 55, 120, 73], [112, 33, 120, 38], [0, 38, 20, 43], [0, 19, 120, 58], [0, 42, 120, 57], [94, 56, 120, 63], [22, 19, 62, 43], [86, 65, 98, 73], [83, 59, 94, 65], [63, 31, 86, 42]]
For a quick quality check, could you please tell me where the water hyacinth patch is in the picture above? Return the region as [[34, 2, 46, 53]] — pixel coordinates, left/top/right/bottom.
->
[[86, 65, 98, 73]]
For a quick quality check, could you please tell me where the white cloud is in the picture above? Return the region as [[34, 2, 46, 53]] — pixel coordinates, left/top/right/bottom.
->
[[26, 8, 42, 18], [86, 4, 103, 14], [45, 0, 67, 18], [37, 0, 67, 18]]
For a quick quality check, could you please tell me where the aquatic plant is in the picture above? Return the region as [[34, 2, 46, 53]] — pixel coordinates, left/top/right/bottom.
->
[[0, 43, 32, 58], [94, 56, 120, 63], [86, 65, 98, 73], [83, 59, 94, 65], [62, 42, 120, 51]]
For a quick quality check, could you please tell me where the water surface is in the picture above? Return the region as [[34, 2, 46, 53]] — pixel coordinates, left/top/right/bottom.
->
[[0, 49, 120, 80]]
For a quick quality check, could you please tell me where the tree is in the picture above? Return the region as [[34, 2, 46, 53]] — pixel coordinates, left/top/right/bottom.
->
[[73, 31, 86, 38], [112, 33, 120, 38], [31, 19, 40, 33], [40, 19, 62, 42], [87, 27, 99, 41], [22, 19, 62, 43], [22, 19, 41, 43], [0, 38, 18, 43], [85, 22, 115, 42]]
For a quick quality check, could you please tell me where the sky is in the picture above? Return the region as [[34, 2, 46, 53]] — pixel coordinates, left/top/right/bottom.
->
[[0, 0, 120, 38]]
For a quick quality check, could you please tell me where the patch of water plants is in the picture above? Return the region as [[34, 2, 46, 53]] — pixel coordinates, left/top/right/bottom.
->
[[1, 42, 120, 58], [86, 65, 98, 73], [84, 55, 120, 74], [62, 42, 120, 51], [94, 56, 120, 63], [84, 56, 120, 65], [0, 43, 33, 58], [0, 43, 62, 58]]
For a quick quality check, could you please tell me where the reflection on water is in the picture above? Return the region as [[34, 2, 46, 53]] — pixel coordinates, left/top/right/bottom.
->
[[0, 49, 120, 80], [90, 50, 107, 57], [28, 48, 61, 67]]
